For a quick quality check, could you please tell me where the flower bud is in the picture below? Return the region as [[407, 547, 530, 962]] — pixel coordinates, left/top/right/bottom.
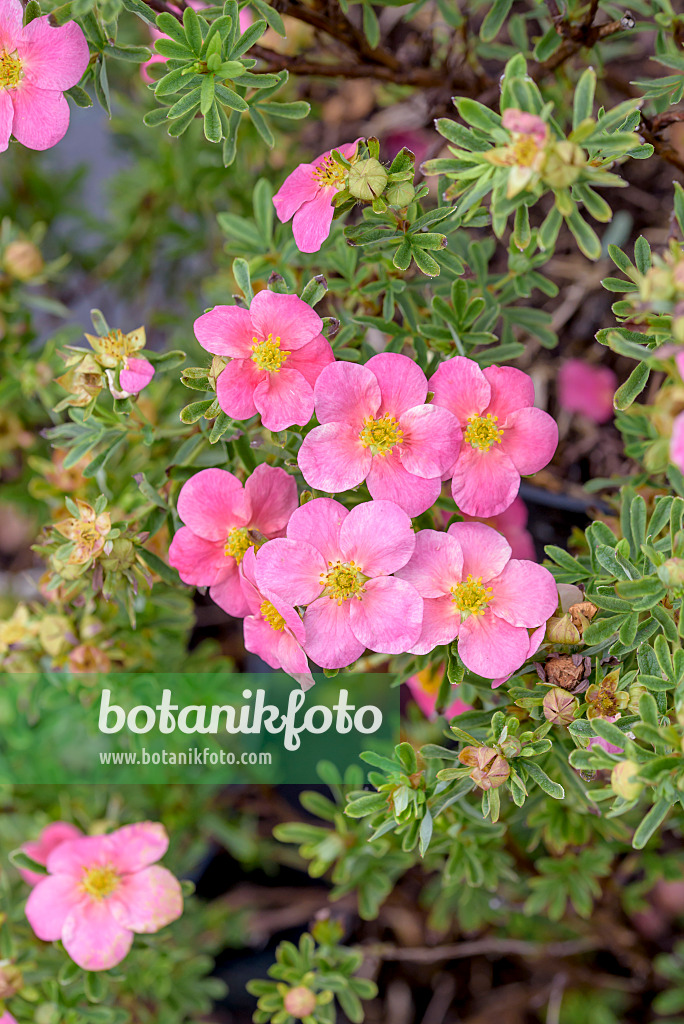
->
[[460, 745, 510, 790], [347, 158, 388, 201], [611, 760, 643, 801], [657, 557, 684, 589], [543, 140, 586, 189], [545, 613, 581, 644], [99, 537, 136, 572], [543, 687, 578, 726], [284, 986, 317, 1019], [4, 239, 44, 280], [68, 644, 112, 674], [386, 181, 415, 207], [499, 736, 522, 758], [628, 683, 647, 715], [0, 964, 23, 999]]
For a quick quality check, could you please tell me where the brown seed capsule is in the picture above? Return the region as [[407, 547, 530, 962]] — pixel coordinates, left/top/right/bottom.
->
[[545, 654, 586, 690], [568, 601, 598, 632], [543, 687, 578, 726]]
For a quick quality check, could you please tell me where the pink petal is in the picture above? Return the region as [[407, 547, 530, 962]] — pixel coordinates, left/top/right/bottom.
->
[[18, 16, 90, 91], [177, 468, 248, 541], [450, 444, 521, 518], [429, 356, 490, 424], [672, 412, 684, 472], [253, 368, 314, 431], [458, 611, 532, 679], [244, 614, 285, 669], [297, 421, 371, 493], [291, 188, 335, 253], [557, 360, 616, 424], [408, 594, 460, 655], [209, 564, 250, 617], [313, 360, 380, 425], [333, 138, 363, 161], [447, 521, 512, 581], [399, 405, 462, 477], [46, 834, 112, 875], [276, 631, 314, 690], [20, 822, 82, 885], [215, 358, 261, 420], [168, 526, 228, 586], [244, 463, 298, 537], [106, 822, 169, 873], [339, 499, 415, 576], [0, 91, 13, 154], [273, 162, 320, 222], [120, 356, 154, 394], [255, 537, 326, 606], [365, 352, 428, 416], [25, 874, 83, 941], [491, 621, 546, 688], [286, 334, 334, 388], [501, 406, 558, 475], [62, 901, 133, 971], [194, 305, 255, 358], [285, 497, 347, 563], [395, 529, 463, 598], [489, 559, 560, 628], [236, 547, 263, 616], [0, 0, 22, 51], [483, 365, 534, 422], [366, 454, 441, 517], [10, 83, 70, 151], [109, 866, 182, 934], [303, 597, 365, 669], [249, 289, 323, 351], [350, 575, 423, 654]]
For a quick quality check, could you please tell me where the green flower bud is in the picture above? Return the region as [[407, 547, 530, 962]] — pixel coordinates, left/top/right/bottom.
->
[[543, 140, 586, 189], [4, 239, 44, 280], [347, 158, 388, 201], [611, 760, 643, 801], [658, 557, 684, 589], [284, 986, 317, 1019], [499, 736, 522, 758], [386, 181, 415, 207], [543, 687, 578, 726]]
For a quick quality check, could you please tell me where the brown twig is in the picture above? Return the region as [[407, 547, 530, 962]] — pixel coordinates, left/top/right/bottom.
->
[[363, 936, 598, 963]]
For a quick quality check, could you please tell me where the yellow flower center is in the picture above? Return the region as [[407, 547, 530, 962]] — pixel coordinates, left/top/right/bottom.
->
[[321, 560, 366, 604], [511, 134, 541, 167], [451, 575, 493, 618], [98, 329, 135, 359], [312, 155, 346, 190], [261, 600, 286, 631], [225, 527, 261, 564], [81, 865, 120, 901], [464, 413, 503, 452], [0, 50, 23, 90], [251, 333, 290, 373], [359, 413, 403, 457]]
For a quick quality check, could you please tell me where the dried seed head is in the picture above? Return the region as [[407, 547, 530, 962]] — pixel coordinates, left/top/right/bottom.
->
[[543, 687, 579, 726]]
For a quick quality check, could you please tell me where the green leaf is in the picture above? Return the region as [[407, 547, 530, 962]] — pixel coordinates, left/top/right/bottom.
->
[[231, 18, 267, 57], [8, 848, 49, 875], [634, 235, 652, 274], [233, 257, 253, 301], [137, 548, 180, 586], [249, 105, 274, 147], [362, 2, 380, 47], [66, 84, 93, 108], [249, 0, 286, 35], [632, 799, 671, 849], [419, 808, 433, 856], [566, 208, 601, 260], [204, 99, 223, 142], [183, 4, 204, 54], [614, 361, 649, 410], [200, 74, 216, 115], [523, 761, 565, 800], [573, 67, 596, 130], [480, 0, 513, 41]]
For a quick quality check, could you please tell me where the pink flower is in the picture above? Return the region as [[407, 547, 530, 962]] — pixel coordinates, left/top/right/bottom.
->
[[671, 412, 684, 474], [406, 663, 472, 720], [240, 547, 314, 690], [557, 359, 617, 424], [461, 495, 536, 561], [501, 109, 548, 147], [0, 0, 89, 152], [195, 290, 334, 432], [298, 354, 462, 517], [25, 822, 183, 971], [168, 464, 298, 617], [255, 498, 423, 669], [273, 139, 362, 253], [430, 357, 558, 518], [487, 110, 549, 197], [19, 821, 82, 886], [395, 521, 558, 680], [142, 2, 251, 82]]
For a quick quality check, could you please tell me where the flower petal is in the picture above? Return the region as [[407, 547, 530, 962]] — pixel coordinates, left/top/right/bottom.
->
[[303, 597, 365, 669], [168, 527, 227, 586], [489, 559, 558, 627], [177, 468, 249, 541], [447, 521, 512, 581], [366, 454, 441, 517], [408, 594, 459, 655], [273, 162, 319, 222], [62, 901, 133, 971], [286, 334, 334, 389], [429, 356, 490, 424], [0, 91, 13, 154], [483, 364, 534, 422], [450, 443, 520, 518], [285, 497, 348, 563], [215, 358, 261, 420], [256, 537, 326, 606], [253, 368, 314, 431], [245, 463, 298, 537], [10, 84, 70, 151], [501, 406, 558, 475], [276, 631, 315, 690], [120, 357, 154, 395], [349, 576, 423, 654], [46, 835, 112, 875], [18, 16, 90, 90], [672, 411, 684, 472], [399, 404, 462, 477], [194, 305, 255, 358], [339, 499, 415, 576], [0, 0, 22, 51], [109, 866, 183, 934], [250, 289, 323, 350], [25, 874, 83, 941], [395, 529, 463, 598], [365, 352, 427, 416], [298, 421, 371, 493], [291, 188, 335, 253], [313, 360, 380, 425], [209, 565, 250, 618], [106, 822, 170, 873], [458, 611, 532, 679]]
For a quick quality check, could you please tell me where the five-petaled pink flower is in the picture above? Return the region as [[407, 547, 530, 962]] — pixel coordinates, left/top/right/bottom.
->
[[557, 359, 617, 424], [168, 464, 298, 618], [273, 139, 361, 253], [430, 356, 558, 518], [0, 0, 89, 152], [298, 353, 462, 517], [485, 109, 549, 198], [195, 290, 334, 432], [395, 521, 557, 680], [256, 497, 423, 669], [25, 821, 183, 971], [19, 821, 82, 886], [406, 663, 472, 721], [240, 547, 314, 690]]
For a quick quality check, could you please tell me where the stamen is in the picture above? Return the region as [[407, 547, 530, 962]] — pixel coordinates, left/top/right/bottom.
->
[[98, 329, 133, 359], [251, 333, 290, 373], [358, 413, 403, 457], [320, 560, 366, 604], [81, 865, 120, 900], [0, 50, 23, 90], [260, 600, 286, 631], [225, 527, 262, 564], [451, 575, 493, 618], [511, 134, 541, 167], [464, 413, 503, 452], [312, 155, 346, 190]]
